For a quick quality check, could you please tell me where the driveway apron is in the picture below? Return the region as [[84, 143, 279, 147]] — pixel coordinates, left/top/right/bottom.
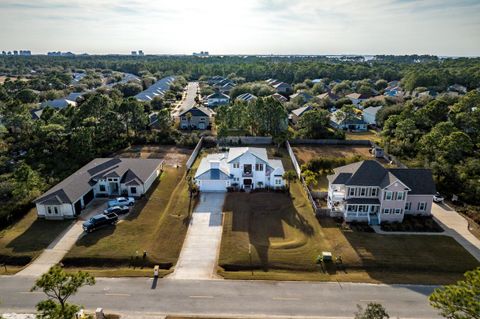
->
[[170, 192, 226, 280]]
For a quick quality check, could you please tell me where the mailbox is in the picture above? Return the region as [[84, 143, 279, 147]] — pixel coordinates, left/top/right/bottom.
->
[[154, 265, 159, 277]]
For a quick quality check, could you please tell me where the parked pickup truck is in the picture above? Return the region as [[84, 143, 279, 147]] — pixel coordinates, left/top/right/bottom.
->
[[83, 212, 118, 233], [108, 197, 135, 208], [104, 205, 130, 215]]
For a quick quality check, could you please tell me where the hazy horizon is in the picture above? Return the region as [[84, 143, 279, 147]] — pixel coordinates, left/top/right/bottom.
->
[[1, 0, 479, 56]]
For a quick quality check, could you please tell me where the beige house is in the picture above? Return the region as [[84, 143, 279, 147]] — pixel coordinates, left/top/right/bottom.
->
[[179, 106, 214, 130], [327, 160, 436, 225]]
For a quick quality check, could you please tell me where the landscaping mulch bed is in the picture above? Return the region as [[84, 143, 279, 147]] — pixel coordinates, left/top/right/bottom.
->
[[380, 215, 444, 232]]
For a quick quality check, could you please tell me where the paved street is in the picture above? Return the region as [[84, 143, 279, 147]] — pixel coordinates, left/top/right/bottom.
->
[[170, 193, 225, 280], [0, 276, 440, 318], [172, 82, 199, 118], [432, 202, 480, 261]]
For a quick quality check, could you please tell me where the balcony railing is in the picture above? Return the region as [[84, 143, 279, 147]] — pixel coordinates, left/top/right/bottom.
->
[[242, 172, 253, 177]]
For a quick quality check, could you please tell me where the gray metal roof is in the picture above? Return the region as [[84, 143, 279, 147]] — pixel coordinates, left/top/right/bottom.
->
[[134, 76, 176, 101], [291, 105, 312, 117], [36, 158, 163, 205]]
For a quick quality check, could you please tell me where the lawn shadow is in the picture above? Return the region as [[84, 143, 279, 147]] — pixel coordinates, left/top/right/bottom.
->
[[6, 218, 72, 253], [228, 191, 315, 271], [73, 226, 116, 247]]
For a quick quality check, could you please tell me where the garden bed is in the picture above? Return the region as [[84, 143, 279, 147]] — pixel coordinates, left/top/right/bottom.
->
[[380, 215, 444, 233]]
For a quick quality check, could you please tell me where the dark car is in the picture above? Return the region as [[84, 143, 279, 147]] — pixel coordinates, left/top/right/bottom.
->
[[104, 205, 130, 215], [82, 212, 118, 233]]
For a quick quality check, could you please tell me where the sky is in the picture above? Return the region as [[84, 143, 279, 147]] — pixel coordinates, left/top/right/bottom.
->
[[0, 0, 479, 56]]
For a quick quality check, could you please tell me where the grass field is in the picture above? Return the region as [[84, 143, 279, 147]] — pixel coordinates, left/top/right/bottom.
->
[[0, 208, 72, 267], [63, 166, 193, 275], [345, 130, 382, 144], [218, 147, 479, 284]]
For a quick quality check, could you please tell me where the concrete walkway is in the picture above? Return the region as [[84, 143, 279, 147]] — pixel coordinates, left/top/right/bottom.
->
[[431, 203, 480, 262], [170, 192, 225, 280], [15, 222, 84, 277], [15, 199, 108, 277]]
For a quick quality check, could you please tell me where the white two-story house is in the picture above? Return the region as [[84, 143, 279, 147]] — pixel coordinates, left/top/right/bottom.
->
[[194, 147, 285, 192], [327, 160, 436, 225]]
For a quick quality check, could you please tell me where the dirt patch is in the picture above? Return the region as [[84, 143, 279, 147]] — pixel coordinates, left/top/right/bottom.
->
[[114, 145, 192, 167], [293, 145, 373, 165]]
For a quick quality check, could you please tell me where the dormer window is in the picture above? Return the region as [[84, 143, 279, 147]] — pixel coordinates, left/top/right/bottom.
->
[[233, 162, 239, 169]]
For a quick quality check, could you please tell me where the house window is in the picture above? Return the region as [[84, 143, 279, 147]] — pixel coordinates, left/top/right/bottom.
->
[[360, 188, 366, 196], [99, 185, 106, 192], [54, 207, 59, 214], [200, 118, 206, 122], [130, 187, 137, 195], [395, 208, 402, 214], [418, 202, 427, 211], [405, 202, 412, 211], [371, 188, 378, 196], [397, 191, 405, 201], [383, 208, 390, 214], [255, 163, 264, 171], [384, 191, 393, 200], [275, 179, 281, 185], [347, 205, 357, 212], [348, 188, 355, 197], [233, 163, 239, 169], [47, 207, 52, 214]]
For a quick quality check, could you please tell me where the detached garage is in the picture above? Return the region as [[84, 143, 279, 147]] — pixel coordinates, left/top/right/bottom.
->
[[194, 155, 230, 192]]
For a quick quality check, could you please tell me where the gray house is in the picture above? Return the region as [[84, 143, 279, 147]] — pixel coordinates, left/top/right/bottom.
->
[[290, 105, 313, 124], [179, 106, 214, 130], [330, 110, 367, 131], [327, 160, 436, 225], [35, 158, 163, 220]]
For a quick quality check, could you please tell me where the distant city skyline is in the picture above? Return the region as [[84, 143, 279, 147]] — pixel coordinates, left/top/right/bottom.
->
[[0, 0, 479, 56]]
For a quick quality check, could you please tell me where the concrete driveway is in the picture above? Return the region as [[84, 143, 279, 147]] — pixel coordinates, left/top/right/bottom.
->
[[170, 192, 226, 280], [432, 203, 480, 262], [15, 199, 109, 277]]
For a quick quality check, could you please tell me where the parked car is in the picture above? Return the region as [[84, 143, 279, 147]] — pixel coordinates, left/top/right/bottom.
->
[[82, 212, 118, 233], [108, 197, 135, 207], [104, 205, 130, 215], [433, 192, 445, 203]]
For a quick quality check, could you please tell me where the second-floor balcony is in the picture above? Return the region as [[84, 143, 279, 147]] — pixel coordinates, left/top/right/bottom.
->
[[242, 171, 253, 177]]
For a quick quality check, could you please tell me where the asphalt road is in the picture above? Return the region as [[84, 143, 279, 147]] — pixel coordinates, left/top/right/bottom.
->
[[172, 82, 199, 117], [0, 276, 440, 318]]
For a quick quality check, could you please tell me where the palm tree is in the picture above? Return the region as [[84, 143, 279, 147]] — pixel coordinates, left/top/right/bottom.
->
[[282, 170, 297, 192]]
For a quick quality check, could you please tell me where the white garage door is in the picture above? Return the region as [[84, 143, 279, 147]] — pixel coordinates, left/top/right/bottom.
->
[[199, 180, 228, 192]]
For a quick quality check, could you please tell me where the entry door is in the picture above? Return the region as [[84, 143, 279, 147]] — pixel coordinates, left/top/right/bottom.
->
[[109, 182, 119, 195]]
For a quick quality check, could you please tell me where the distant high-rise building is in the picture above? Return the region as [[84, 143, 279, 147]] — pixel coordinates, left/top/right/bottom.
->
[[1, 51, 6, 55], [138, 50, 144, 56], [131, 51, 137, 56], [13, 50, 18, 55], [193, 51, 209, 57]]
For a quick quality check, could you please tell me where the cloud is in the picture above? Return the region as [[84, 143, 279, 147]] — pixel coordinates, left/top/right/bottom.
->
[[0, 0, 478, 55]]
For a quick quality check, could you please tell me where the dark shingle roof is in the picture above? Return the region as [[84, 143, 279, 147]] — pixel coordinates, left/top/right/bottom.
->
[[346, 198, 381, 205], [179, 106, 212, 117], [388, 169, 436, 195], [36, 158, 163, 205]]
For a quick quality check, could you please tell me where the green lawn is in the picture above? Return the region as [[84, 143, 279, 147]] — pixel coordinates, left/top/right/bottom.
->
[[63, 166, 193, 275], [218, 147, 479, 284], [345, 130, 381, 144], [0, 208, 72, 268]]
